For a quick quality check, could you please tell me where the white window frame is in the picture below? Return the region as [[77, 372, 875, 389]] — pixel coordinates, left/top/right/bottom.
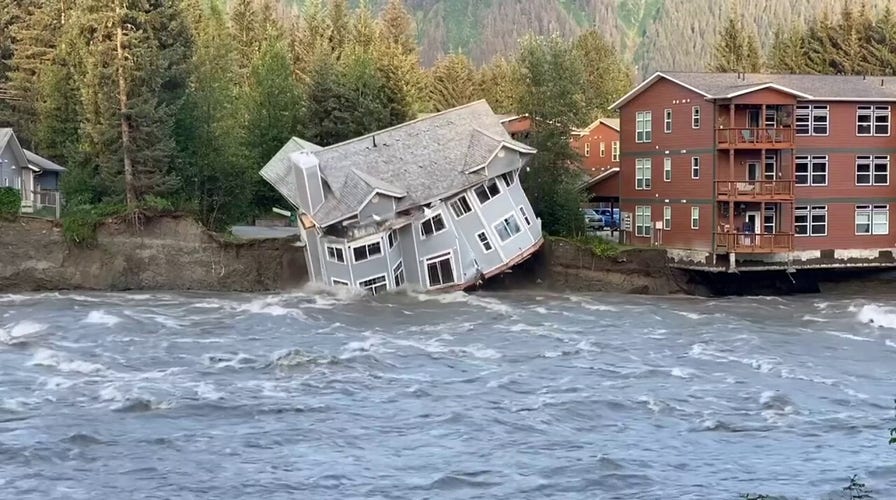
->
[[795, 155, 828, 186], [387, 229, 399, 249], [635, 158, 651, 190], [691, 156, 700, 179], [855, 204, 889, 235], [420, 212, 447, 238], [636, 111, 652, 143], [664, 108, 672, 133], [599, 142, 606, 157], [611, 141, 619, 162], [584, 142, 591, 157], [392, 260, 405, 288], [499, 170, 516, 188], [352, 240, 383, 263], [663, 157, 671, 182], [475, 230, 493, 253], [474, 178, 501, 205], [493, 212, 523, 242], [795, 105, 829, 136], [856, 105, 890, 136], [449, 194, 473, 218], [331, 278, 350, 286], [424, 252, 456, 289], [794, 205, 828, 236], [357, 274, 388, 295], [691, 106, 701, 129], [325, 244, 346, 264], [635, 205, 651, 237], [690, 206, 700, 229], [855, 155, 889, 186], [518, 205, 532, 226], [663, 205, 671, 230]]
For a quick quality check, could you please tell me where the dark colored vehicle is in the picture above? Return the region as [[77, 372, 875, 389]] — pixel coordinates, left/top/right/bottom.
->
[[596, 208, 620, 230]]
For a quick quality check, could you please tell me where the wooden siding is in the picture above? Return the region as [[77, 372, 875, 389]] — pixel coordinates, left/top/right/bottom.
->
[[588, 170, 619, 199], [572, 122, 619, 177], [792, 202, 894, 251], [730, 88, 798, 105]]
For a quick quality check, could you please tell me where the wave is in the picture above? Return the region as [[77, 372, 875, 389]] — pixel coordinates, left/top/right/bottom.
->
[[269, 348, 337, 368], [202, 352, 261, 369], [688, 343, 778, 373], [82, 310, 123, 327], [236, 297, 306, 318], [824, 330, 872, 342], [855, 303, 896, 329], [669, 367, 699, 378], [193, 382, 225, 401], [112, 398, 174, 413], [0, 320, 47, 345], [28, 348, 110, 375]]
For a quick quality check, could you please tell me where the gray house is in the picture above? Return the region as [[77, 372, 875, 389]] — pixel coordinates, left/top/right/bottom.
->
[[0, 128, 66, 213], [260, 100, 544, 293]]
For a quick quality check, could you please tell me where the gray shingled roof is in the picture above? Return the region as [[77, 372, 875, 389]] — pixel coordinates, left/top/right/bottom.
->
[[0, 128, 12, 152], [306, 100, 535, 227], [259, 137, 323, 207], [664, 71, 896, 99], [24, 149, 66, 172]]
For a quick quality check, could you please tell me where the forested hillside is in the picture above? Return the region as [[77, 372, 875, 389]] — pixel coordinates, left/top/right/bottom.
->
[[283, 0, 894, 74]]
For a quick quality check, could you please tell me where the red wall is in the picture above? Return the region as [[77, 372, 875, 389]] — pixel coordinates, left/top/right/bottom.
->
[[571, 123, 619, 177]]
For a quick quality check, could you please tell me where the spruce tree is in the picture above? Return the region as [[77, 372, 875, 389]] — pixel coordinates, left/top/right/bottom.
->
[[805, 10, 838, 74], [379, 0, 416, 56], [375, 0, 423, 119], [573, 29, 632, 122], [768, 24, 810, 73], [475, 56, 519, 115], [0, 0, 22, 126], [229, 0, 259, 82], [328, 0, 349, 56], [291, 0, 331, 85], [304, 54, 352, 146], [708, 3, 762, 73], [351, 0, 379, 53], [427, 53, 477, 112], [868, 5, 896, 75]]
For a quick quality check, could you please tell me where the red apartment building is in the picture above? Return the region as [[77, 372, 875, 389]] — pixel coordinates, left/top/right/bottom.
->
[[612, 71, 896, 270]]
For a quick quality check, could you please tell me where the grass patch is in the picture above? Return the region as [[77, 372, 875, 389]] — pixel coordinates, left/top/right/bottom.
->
[[550, 233, 623, 258]]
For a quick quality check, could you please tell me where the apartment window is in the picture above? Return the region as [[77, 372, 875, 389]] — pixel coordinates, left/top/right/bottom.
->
[[326, 245, 345, 264], [856, 155, 889, 185], [474, 178, 501, 204], [599, 142, 606, 157], [795, 105, 829, 136], [635, 158, 651, 190], [857, 105, 890, 136], [663, 206, 671, 230], [663, 157, 671, 182], [358, 275, 387, 295], [500, 170, 516, 188], [635, 206, 651, 237], [692, 106, 701, 129], [611, 141, 619, 162], [690, 206, 700, 229], [584, 143, 591, 157], [493, 213, 522, 242], [691, 157, 700, 179], [352, 241, 383, 263], [636, 111, 652, 142], [476, 230, 493, 252], [425, 252, 455, 288], [332, 279, 349, 286], [795, 155, 828, 186], [420, 213, 447, 238], [795, 205, 827, 236], [392, 261, 405, 288], [518, 206, 532, 226], [449, 195, 473, 218], [387, 230, 399, 249], [855, 205, 889, 235], [664, 108, 672, 133]]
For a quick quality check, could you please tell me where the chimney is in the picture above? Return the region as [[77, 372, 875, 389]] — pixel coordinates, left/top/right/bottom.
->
[[289, 151, 325, 214], [372, 135, 377, 147]]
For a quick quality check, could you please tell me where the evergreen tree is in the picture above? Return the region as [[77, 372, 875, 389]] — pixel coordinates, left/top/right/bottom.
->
[[34, 33, 81, 165], [573, 29, 632, 122], [427, 53, 477, 112], [0, 0, 22, 127], [768, 24, 810, 73], [868, 5, 896, 74], [291, 0, 331, 85], [328, 0, 350, 56], [805, 10, 838, 74], [342, 50, 391, 137], [304, 53, 352, 146], [379, 0, 416, 56], [229, 0, 259, 81], [475, 56, 519, 115], [376, 0, 424, 117], [709, 3, 763, 73], [351, 0, 379, 53], [257, 0, 285, 43]]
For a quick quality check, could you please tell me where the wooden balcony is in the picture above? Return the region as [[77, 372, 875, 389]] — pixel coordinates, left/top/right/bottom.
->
[[715, 180, 795, 201], [714, 232, 794, 254], [716, 127, 793, 149]]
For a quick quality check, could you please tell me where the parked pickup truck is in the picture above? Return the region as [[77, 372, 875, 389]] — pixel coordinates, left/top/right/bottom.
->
[[581, 209, 604, 231], [595, 208, 620, 230]]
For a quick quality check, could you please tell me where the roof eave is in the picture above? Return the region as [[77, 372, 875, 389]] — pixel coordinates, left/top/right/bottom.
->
[[610, 71, 711, 111]]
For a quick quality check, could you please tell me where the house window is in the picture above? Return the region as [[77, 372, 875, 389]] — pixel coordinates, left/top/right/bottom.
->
[[635, 206, 651, 237], [635, 158, 651, 190], [691, 157, 700, 179], [856, 155, 889, 185], [392, 261, 405, 288], [611, 141, 619, 162], [584, 142, 591, 157], [476, 231, 493, 252], [332, 278, 350, 286], [449, 195, 473, 218], [474, 178, 501, 204], [692, 106, 701, 128], [358, 275, 388, 295], [690, 206, 700, 229], [795, 105, 829, 136], [663, 205, 671, 230], [636, 111, 652, 143], [795, 205, 827, 236], [664, 108, 672, 133], [425, 252, 455, 288], [352, 241, 382, 263], [518, 206, 532, 226], [795, 155, 828, 186], [856, 105, 890, 136], [387, 230, 399, 249], [326, 245, 346, 264], [493, 213, 522, 242], [855, 205, 889, 235], [599, 142, 606, 157], [499, 170, 516, 188], [420, 212, 447, 238], [663, 157, 671, 182]]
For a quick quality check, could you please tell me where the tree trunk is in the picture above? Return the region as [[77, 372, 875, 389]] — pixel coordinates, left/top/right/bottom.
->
[[116, 1, 136, 208]]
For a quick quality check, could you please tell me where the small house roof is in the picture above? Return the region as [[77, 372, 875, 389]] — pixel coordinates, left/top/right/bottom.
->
[[24, 149, 66, 172]]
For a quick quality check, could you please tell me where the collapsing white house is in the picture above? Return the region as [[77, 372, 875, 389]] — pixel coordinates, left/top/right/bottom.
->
[[259, 100, 544, 293]]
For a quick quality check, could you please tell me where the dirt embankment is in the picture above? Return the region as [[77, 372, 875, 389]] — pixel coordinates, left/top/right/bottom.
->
[[0, 216, 307, 292]]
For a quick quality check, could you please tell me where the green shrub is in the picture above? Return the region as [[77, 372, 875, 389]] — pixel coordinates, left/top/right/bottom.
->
[[141, 194, 174, 213], [61, 203, 127, 246], [0, 187, 20, 220], [571, 234, 621, 258]]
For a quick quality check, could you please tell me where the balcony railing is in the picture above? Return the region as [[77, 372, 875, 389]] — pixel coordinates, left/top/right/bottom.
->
[[714, 232, 794, 253], [715, 179, 795, 200], [716, 127, 793, 148]]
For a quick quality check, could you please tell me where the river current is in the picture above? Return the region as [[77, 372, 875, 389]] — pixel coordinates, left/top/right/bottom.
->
[[0, 289, 894, 499]]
